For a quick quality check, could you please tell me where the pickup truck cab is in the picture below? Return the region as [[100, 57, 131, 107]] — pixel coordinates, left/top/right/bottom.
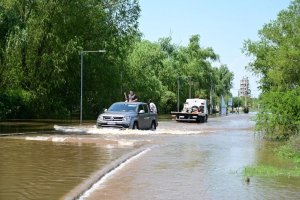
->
[[96, 102, 158, 130]]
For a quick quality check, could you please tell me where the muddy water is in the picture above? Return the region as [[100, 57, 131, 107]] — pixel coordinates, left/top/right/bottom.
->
[[0, 120, 53, 135], [84, 114, 300, 200], [0, 136, 136, 200], [1, 114, 300, 200]]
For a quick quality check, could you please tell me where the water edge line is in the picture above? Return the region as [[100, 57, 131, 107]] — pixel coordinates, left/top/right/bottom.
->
[[62, 146, 152, 200]]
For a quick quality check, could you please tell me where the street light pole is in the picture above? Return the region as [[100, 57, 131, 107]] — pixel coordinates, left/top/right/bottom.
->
[[80, 50, 106, 125], [238, 89, 240, 114], [80, 52, 84, 124], [210, 73, 213, 115], [187, 76, 192, 99], [177, 77, 180, 112]]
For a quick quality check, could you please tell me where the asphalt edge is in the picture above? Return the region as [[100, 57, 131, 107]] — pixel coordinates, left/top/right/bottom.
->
[[62, 146, 150, 200]]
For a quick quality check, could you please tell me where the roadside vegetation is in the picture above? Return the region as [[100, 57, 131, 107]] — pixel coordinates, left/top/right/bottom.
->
[[244, 165, 300, 178], [0, 0, 233, 120], [243, 0, 300, 177], [244, 139, 300, 178]]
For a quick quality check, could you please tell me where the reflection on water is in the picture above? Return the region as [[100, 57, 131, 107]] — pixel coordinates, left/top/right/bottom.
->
[[0, 121, 53, 135], [0, 138, 133, 200]]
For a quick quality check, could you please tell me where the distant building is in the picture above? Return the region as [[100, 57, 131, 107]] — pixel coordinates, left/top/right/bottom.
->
[[239, 76, 251, 111], [239, 76, 251, 97]]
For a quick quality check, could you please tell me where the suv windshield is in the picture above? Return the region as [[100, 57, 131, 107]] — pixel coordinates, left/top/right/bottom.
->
[[108, 103, 137, 112]]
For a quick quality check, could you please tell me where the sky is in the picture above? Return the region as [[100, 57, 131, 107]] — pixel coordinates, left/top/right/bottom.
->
[[138, 0, 292, 97]]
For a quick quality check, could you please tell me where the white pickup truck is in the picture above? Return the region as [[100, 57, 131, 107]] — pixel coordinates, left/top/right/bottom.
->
[[171, 98, 208, 123]]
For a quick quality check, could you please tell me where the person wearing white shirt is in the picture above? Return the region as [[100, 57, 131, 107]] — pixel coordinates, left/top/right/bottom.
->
[[149, 99, 157, 113]]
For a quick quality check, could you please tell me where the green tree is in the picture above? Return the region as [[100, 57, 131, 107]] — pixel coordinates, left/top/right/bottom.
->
[[243, 0, 300, 139], [232, 96, 244, 108], [0, 0, 140, 119], [214, 65, 234, 97], [0, 1, 235, 118], [125, 40, 165, 103], [172, 35, 219, 109], [124, 35, 231, 113]]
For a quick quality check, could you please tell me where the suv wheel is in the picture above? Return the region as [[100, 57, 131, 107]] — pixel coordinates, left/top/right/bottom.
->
[[151, 121, 156, 131], [132, 122, 138, 130]]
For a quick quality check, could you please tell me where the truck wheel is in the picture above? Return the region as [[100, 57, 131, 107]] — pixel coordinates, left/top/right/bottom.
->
[[132, 122, 138, 130], [196, 116, 201, 123], [151, 121, 156, 131]]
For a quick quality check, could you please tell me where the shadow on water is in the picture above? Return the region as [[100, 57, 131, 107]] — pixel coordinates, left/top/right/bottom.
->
[[0, 120, 58, 135], [0, 119, 92, 135]]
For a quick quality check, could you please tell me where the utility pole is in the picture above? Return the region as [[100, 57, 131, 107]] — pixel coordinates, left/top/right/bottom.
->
[[210, 73, 213, 115], [188, 76, 192, 99], [238, 89, 240, 114], [120, 68, 123, 96], [177, 77, 180, 112]]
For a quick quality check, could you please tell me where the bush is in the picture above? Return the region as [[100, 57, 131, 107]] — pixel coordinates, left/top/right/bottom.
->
[[276, 135, 300, 163], [256, 87, 300, 140], [159, 90, 177, 113], [0, 89, 33, 119]]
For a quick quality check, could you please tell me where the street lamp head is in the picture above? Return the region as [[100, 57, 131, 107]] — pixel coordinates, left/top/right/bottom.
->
[[82, 50, 106, 54]]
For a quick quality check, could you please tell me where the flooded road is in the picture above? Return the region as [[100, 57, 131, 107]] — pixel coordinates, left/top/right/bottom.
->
[[0, 137, 136, 200], [1, 114, 300, 199], [83, 114, 300, 200]]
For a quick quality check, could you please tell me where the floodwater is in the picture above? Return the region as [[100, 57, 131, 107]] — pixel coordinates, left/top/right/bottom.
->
[[0, 136, 137, 200], [0, 120, 54, 135], [1, 114, 300, 200]]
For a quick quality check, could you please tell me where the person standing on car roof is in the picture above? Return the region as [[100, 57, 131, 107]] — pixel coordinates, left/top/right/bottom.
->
[[124, 91, 138, 102]]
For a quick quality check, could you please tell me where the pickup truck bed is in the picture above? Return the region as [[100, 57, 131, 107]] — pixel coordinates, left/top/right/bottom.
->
[[171, 111, 207, 123]]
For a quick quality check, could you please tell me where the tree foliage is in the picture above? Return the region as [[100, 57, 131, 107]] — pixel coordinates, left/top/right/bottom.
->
[[0, 0, 140, 119], [0, 1, 234, 119], [243, 0, 300, 139], [124, 35, 233, 113], [256, 89, 300, 139]]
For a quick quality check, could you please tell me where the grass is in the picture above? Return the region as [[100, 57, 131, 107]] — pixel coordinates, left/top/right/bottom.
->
[[276, 143, 300, 164], [244, 137, 300, 178], [244, 165, 300, 177]]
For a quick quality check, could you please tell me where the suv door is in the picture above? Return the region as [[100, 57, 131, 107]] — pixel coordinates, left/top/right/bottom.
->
[[142, 104, 151, 129], [137, 104, 148, 129]]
